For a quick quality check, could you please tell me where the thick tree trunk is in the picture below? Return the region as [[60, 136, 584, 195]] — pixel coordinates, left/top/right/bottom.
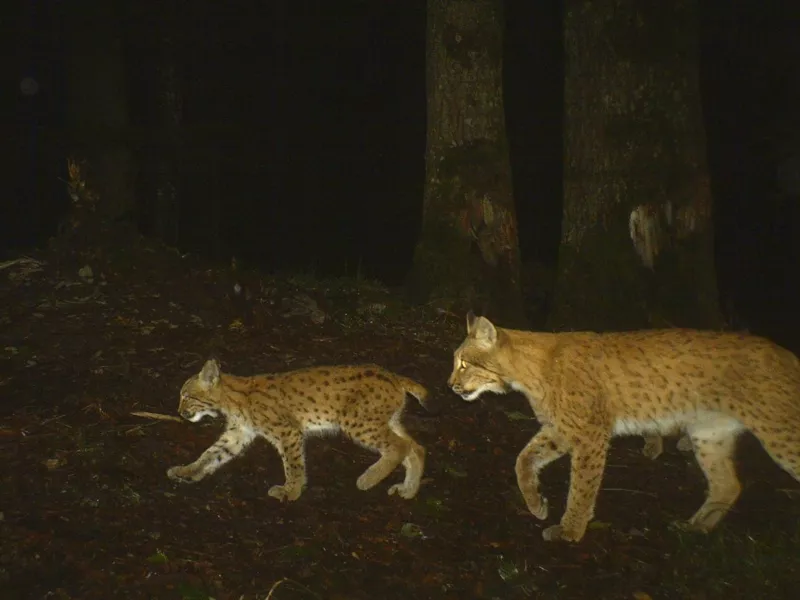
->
[[131, 6, 185, 248], [549, 0, 722, 331], [407, 0, 526, 327], [63, 0, 134, 220], [120, 1, 186, 248]]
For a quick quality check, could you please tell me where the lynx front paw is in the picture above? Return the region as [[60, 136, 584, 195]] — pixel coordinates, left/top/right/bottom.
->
[[268, 484, 302, 503], [521, 490, 549, 520], [356, 472, 380, 491], [670, 519, 699, 533], [387, 482, 418, 500], [167, 465, 202, 483], [678, 510, 726, 534]]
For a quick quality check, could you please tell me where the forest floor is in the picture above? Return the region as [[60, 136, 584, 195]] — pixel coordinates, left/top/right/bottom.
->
[[1, 228, 799, 600]]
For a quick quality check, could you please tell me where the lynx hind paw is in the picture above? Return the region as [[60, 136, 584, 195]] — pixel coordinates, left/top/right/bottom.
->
[[669, 519, 710, 534], [642, 437, 664, 460], [387, 482, 418, 500], [541, 524, 563, 542], [268, 484, 302, 503], [542, 524, 582, 543], [167, 465, 198, 483]]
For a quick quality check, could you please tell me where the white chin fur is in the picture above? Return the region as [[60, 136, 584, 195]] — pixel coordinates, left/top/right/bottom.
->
[[462, 383, 504, 402], [188, 410, 216, 422], [462, 389, 485, 402]]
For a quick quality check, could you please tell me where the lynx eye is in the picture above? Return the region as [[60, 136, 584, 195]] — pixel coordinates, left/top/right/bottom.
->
[[459, 359, 467, 370]]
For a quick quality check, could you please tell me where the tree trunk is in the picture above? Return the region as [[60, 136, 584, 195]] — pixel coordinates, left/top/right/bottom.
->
[[63, 0, 134, 220], [150, 34, 183, 247], [549, 0, 722, 332], [130, 6, 185, 248], [407, 0, 526, 327]]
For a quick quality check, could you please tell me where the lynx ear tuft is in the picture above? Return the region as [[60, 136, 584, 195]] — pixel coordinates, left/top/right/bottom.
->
[[199, 359, 221, 388], [466, 311, 477, 333], [472, 316, 497, 346]]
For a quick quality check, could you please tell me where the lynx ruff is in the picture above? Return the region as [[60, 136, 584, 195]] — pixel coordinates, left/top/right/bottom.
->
[[447, 312, 800, 543], [168, 359, 429, 502]]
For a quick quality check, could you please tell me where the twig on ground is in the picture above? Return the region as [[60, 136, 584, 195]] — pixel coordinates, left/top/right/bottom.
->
[[40, 414, 67, 427], [0, 257, 44, 271], [130, 411, 183, 423]]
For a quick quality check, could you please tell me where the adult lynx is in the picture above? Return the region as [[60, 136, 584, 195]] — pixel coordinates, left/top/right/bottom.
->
[[448, 313, 800, 543], [168, 359, 429, 501]]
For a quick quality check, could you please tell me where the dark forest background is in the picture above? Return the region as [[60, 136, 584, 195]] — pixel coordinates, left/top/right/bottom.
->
[[3, 0, 799, 341]]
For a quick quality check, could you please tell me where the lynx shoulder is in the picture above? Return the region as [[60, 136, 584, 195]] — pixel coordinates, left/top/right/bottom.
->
[[167, 359, 429, 502], [448, 312, 800, 543]]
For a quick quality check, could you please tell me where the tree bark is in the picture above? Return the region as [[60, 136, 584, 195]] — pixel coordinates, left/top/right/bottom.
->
[[130, 6, 185, 248], [549, 0, 722, 331], [150, 33, 184, 246], [407, 0, 526, 327]]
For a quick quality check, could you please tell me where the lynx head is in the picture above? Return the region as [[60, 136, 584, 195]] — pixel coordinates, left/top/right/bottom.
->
[[177, 359, 224, 422], [448, 312, 508, 401]]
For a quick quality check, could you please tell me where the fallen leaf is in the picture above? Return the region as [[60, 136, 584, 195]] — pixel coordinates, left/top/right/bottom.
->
[[399, 522, 425, 539], [444, 465, 467, 478], [146, 550, 169, 564], [43, 457, 66, 470]]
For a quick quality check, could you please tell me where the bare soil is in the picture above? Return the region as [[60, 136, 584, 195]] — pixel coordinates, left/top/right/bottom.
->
[[1, 231, 798, 600]]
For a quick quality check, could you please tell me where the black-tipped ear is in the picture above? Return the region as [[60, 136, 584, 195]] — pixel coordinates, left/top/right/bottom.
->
[[472, 316, 498, 346], [199, 358, 221, 388], [466, 311, 477, 333]]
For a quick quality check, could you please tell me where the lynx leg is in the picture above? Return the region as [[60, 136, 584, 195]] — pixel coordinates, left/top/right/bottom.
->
[[642, 435, 664, 460], [351, 427, 409, 496], [268, 428, 308, 502], [681, 420, 743, 532], [515, 425, 570, 520], [754, 427, 800, 483], [167, 427, 255, 483], [386, 443, 425, 499], [386, 418, 426, 499], [543, 431, 609, 543]]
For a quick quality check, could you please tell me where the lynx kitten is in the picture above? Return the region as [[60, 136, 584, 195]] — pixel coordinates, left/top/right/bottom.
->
[[167, 359, 429, 501], [448, 312, 800, 543]]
